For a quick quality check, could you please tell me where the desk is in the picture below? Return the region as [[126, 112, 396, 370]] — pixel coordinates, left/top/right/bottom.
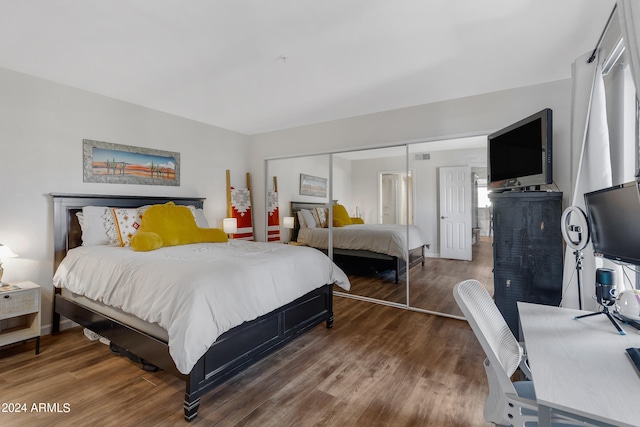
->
[[518, 302, 640, 427]]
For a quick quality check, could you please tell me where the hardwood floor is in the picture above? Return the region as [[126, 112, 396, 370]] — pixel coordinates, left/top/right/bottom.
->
[[0, 297, 491, 426], [343, 237, 495, 317], [409, 237, 494, 316]]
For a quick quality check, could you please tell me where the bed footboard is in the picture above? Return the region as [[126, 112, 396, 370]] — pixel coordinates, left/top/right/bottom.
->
[[53, 284, 333, 421], [182, 284, 333, 421]]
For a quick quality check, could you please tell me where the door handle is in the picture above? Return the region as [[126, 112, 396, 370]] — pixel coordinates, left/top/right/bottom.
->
[[441, 216, 447, 219]]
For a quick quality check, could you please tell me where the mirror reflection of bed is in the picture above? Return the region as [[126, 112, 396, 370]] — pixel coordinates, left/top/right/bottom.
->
[[291, 200, 423, 305]]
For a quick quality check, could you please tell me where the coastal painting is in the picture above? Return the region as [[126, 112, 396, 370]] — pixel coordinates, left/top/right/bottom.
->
[[83, 139, 180, 186]]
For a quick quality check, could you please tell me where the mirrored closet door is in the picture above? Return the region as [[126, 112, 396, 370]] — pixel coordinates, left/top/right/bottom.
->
[[331, 146, 408, 305], [407, 138, 490, 317], [264, 135, 492, 318]]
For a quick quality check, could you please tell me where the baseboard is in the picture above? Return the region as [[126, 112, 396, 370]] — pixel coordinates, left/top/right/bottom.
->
[[40, 318, 77, 336]]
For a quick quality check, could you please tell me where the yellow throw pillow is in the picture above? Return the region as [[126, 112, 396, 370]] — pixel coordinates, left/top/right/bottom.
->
[[350, 217, 364, 224], [130, 231, 164, 252], [130, 202, 227, 251], [332, 204, 352, 227]]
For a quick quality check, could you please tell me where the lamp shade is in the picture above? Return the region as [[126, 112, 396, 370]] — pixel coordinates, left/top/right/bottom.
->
[[283, 216, 295, 229], [0, 244, 17, 259], [223, 218, 238, 234]]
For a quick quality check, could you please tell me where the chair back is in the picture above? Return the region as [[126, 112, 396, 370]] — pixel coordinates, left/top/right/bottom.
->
[[454, 279, 528, 425], [453, 279, 522, 377]]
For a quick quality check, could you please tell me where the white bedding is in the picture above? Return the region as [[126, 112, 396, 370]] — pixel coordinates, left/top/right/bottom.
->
[[53, 240, 349, 375], [297, 224, 426, 260]]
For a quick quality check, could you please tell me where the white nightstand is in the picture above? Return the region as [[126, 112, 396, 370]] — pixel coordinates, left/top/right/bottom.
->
[[0, 281, 41, 354]]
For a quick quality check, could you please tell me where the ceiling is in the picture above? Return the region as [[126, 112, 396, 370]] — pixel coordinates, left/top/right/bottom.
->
[[0, 0, 616, 135]]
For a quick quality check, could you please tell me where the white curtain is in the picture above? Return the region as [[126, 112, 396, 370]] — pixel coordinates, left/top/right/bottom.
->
[[562, 52, 614, 311], [618, 0, 640, 94]]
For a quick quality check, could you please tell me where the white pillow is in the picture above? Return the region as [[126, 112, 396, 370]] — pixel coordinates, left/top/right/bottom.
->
[[78, 206, 111, 246], [301, 209, 317, 228], [193, 208, 209, 228], [297, 211, 307, 228]]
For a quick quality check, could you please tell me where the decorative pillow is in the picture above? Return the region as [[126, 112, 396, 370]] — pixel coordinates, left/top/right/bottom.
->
[[130, 202, 227, 251], [350, 217, 365, 224], [301, 209, 317, 228], [109, 208, 145, 247], [192, 208, 209, 228], [77, 204, 208, 247], [315, 207, 328, 228], [332, 204, 351, 227], [297, 211, 307, 228], [78, 206, 112, 246]]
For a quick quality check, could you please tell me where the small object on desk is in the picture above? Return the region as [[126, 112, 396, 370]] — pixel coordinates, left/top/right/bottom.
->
[[626, 347, 640, 374], [0, 283, 21, 292]]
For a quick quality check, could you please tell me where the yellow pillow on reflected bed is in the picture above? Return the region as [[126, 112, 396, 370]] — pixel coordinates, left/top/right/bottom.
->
[[130, 202, 227, 251], [332, 204, 351, 227], [332, 203, 364, 227]]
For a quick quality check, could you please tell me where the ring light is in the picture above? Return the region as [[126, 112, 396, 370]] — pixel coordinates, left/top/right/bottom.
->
[[561, 206, 590, 251]]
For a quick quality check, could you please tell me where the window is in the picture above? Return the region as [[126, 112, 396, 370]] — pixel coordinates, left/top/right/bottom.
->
[[601, 25, 639, 289]]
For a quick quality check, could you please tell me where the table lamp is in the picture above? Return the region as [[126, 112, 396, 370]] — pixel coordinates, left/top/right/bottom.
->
[[283, 216, 295, 243], [0, 244, 18, 284], [283, 216, 295, 230], [223, 218, 238, 239]]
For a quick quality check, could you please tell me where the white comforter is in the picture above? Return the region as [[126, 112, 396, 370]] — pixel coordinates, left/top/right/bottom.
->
[[297, 224, 426, 260], [53, 240, 349, 374]]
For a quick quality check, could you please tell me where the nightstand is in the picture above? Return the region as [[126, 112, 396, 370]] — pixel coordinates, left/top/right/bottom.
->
[[0, 281, 41, 354]]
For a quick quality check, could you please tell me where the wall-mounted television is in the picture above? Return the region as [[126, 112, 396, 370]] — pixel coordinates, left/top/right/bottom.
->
[[584, 181, 640, 265], [487, 108, 553, 191]]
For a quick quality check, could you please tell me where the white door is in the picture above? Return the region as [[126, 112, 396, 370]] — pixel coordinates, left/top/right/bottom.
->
[[439, 166, 472, 261]]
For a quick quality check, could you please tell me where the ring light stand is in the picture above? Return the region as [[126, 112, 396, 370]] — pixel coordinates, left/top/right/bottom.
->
[[561, 206, 589, 310]]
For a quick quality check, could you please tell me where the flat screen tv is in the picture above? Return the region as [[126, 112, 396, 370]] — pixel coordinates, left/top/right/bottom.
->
[[584, 181, 640, 265], [488, 108, 553, 191]]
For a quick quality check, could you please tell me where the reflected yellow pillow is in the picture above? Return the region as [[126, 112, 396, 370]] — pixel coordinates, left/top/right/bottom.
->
[[332, 203, 365, 227], [130, 202, 227, 251], [332, 204, 351, 227]]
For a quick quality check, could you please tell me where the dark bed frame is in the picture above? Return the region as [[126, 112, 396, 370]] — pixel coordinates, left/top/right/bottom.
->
[[290, 201, 425, 283], [51, 194, 334, 421]]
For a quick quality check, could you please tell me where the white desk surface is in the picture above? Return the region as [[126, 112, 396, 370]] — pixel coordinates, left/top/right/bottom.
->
[[518, 302, 640, 427]]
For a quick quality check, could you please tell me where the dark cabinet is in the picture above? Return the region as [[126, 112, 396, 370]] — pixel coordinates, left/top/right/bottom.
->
[[489, 191, 563, 339]]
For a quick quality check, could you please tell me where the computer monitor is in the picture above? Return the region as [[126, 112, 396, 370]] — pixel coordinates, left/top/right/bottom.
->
[[583, 181, 640, 265]]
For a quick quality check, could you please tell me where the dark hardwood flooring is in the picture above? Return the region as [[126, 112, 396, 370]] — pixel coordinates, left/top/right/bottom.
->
[[0, 297, 491, 426], [341, 237, 494, 317]]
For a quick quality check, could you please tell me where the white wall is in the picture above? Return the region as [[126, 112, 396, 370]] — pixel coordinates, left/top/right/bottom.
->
[[0, 67, 249, 331], [250, 79, 573, 240], [0, 67, 576, 331], [351, 156, 406, 224]]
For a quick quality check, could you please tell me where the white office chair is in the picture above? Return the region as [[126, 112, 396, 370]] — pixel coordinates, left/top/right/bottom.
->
[[453, 279, 586, 427]]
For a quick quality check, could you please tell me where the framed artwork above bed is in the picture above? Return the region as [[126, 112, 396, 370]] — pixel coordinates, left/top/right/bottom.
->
[[299, 173, 327, 197], [83, 139, 180, 186]]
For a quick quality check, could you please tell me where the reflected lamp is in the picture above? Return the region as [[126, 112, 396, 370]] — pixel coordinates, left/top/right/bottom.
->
[[283, 217, 295, 229]]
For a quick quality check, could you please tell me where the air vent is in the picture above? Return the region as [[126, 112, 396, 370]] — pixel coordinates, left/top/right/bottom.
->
[[414, 153, 430, 161]]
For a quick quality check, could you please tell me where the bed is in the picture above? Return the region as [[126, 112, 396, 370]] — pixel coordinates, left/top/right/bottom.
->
[[290, 201, 427, 283], [50, 193, 349, 421]]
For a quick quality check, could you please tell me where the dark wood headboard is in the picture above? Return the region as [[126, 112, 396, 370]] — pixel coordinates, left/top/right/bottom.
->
[[289, 201, 330, 242], [51, 193, 205, 272]]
